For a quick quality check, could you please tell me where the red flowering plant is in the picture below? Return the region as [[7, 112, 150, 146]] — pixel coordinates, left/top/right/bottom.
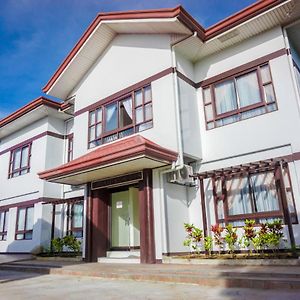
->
[[183, 223, 203, 254], [211, 224, 224, 255], [239, 219, 256, 255]]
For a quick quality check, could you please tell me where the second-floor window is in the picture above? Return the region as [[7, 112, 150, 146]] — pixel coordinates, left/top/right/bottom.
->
[[88, 85, 153, 148], [203, 63, 277, 129], [9, 143, 32, 178], [15, 206, 34, 240], [0, 210, 8, 241], [67, 134, 74, 162]]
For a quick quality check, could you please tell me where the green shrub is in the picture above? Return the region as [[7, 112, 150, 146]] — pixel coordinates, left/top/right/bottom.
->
[[224, 224, 238, 256], [204, 236, 213, 256], [51, 237, 64, 252], [63, 235, 81, 253], [183, 223, 203, 254]]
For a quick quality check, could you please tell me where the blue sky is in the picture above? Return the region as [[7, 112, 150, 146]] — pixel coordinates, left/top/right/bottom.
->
[[0, 0, 256, 119]]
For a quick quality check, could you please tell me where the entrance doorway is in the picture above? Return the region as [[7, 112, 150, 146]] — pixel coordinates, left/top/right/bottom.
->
[[110, 187, 140, 250]]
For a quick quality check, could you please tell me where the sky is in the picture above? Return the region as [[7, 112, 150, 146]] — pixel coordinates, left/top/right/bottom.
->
[[0, 0, 256, 119]]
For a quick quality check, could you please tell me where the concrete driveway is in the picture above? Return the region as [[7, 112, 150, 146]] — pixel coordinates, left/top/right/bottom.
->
[[0, 270, 300, 300], [0, 254, 33, 264]]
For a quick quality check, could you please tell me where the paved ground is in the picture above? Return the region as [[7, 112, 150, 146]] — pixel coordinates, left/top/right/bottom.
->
[[0, 270, 300, 300], [0, 254, 33, 264]]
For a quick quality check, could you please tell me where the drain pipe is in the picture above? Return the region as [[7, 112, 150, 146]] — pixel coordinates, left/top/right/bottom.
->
[[159, 32, 197, 254]]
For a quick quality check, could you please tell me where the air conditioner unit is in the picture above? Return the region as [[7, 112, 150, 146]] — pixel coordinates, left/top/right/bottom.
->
[[167, 164, 195, 186]]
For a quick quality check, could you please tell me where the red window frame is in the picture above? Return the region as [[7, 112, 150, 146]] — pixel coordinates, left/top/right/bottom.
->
[[203, 63, 277, 130], [88, 85, 153, 148], [0, 210, 8, 241], [8, 143, 32, 178], [15, 206, 34, 240], [67, 134, 74, 162], [213, 165, 298, 227]]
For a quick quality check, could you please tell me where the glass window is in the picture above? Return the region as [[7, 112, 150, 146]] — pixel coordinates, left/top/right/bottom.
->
[[119, 97, 133, 128], [105, 103, 118, 132], [16, 207, 34, 240], [0, 211, 8, 241], [9, 144, 31, 178], [67, 202, 83, 238], [203, 63, 277, 130]]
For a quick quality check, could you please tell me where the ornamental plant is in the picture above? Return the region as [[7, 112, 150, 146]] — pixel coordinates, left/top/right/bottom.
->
[[266, 219, 284, 252], [224, 224, 238, 256], [63, 235, 81, 253], [183, 223, 203, 254], [252, 223, 269, 254], [240, 219, 256, 255], [51, 237, 64, 253], [211, 224, 224, 255], [204, 236, 213, 256]]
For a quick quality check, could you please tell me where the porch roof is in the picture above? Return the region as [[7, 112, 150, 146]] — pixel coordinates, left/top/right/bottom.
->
[[38, 135, 177, 185]]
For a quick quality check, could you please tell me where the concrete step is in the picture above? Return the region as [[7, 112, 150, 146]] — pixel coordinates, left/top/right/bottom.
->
[[2, 262, 300, 290], [98, 257, 140, 264], [106, 251, 140, 258]]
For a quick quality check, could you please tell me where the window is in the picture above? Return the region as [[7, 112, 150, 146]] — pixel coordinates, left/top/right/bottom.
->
[[88, 85, 153, 148], [213, 167, 297, 226], [67, 202, 83, 238], [15, 206, 34, 240], [67, 134, 73, 162], [294, 62, 300, 93], [0, 210, 8, 241], [203, 63, 277, 129], [9, 144, 32, 178]]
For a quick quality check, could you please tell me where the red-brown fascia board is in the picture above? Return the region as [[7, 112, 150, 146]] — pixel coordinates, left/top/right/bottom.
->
[[38, 135, 178, 181], [42, 0, 289, 94], [205, 0, 289, 40], [0, 97, 62, 129]]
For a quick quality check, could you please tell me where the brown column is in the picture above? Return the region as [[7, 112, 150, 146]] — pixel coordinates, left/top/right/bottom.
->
[[139, 169, 156, 264], [85, 184, 110, 262]]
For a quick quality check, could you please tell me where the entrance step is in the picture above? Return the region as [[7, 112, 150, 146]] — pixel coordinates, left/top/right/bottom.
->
[[106, 251, 140, 258], [98, 257, 140, 264]]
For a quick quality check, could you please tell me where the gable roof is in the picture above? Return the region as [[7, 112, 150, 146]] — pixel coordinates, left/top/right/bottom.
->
[[43, 0, 293, 99]]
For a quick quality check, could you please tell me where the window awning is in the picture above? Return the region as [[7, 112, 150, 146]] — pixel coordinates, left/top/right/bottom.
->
[[39, 135, 177, 185]]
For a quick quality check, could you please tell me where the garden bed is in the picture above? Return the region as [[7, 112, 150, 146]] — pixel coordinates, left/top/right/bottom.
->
[[36, 252, 82, 262]]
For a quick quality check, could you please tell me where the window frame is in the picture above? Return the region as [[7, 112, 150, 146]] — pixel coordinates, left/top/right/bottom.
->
[[67, 134, 74, 162], [8, 143, 32, 178], [0, 210, 8, 241], [88, 85, 153, 149], [203, 63, 277, 130], [66, 201, 83, 238], [213, 166, 298, 226], [15, 206, 34, 240]]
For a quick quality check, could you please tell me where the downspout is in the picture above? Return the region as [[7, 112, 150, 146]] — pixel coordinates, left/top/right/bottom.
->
[[159, 32, 197, 254]]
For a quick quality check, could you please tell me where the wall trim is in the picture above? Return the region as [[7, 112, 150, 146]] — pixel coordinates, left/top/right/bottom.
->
[[74, 67, 175, 117], [0, 131, 65, 156]]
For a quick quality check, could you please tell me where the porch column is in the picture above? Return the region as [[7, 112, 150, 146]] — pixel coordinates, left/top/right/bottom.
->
[[139, 169, 156, 264], [85, 185, 109, 262]]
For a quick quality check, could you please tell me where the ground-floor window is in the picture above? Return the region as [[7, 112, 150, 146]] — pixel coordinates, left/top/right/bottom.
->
[[213, 164, 297, 226], [67, 201, 83, 238], [0, 210, 8, 241], [15, 206, 34, 240]]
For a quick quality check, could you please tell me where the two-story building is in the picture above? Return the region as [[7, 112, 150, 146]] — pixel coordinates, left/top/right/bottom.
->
[[1, 0, 300, 263]]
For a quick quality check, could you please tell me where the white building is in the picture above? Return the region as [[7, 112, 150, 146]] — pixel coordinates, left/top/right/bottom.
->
[[1, 0, 300, 263]]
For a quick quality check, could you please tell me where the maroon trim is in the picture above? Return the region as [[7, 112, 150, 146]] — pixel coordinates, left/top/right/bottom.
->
[[200, 48, 287, 87], [177, 71, 197, 88], [0, 198, 47, 211], [0, 131, 65, 157], [75, 67, 174, 117], [0, 97, 62, 129], [199, 178, 208, 237]]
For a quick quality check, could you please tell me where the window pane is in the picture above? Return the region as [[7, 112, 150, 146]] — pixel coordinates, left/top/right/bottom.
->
[[135, 90, 143, 107], [95, 124, 102, 138], [217, 200, 224, 220], [216, 115, 239, 127], [105, 103, 118, 132], [21, 146, 29, 168], [264, 84, 275, 103], [207, 122, 215, 129], [89, 111, 96, 125], [203, 88, 211, 104], [144, 86, 151, 103], [215, 179, 223, 197], [119, 97, 133, 127], [16, 234, 24, 240], [73, 204, 83, 228], [96, 108, 102, 123], [260, 65, 271, 83], [25, 207, 34, 230], [215, 80, 238, 114], [4, 212, 8, 232], [205, 104, 213, 121], [103, 133, 118, 144], [250, 172, 279, 212], [25, 232, 32, 240], [236, 71, 261, 108], [135, 106, 143, 124], [137, 121, 153, 132], [0, 212, 4, 232], [119, 128, 134, 138], [241, 106, 266, 120], [17, 208, 26, 231], [89, 126, 96, 141], [13, 148, 22, 170], [267, 103, 277, 112], [145, 103, 152, 121], [226, 176, 252, 216]]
